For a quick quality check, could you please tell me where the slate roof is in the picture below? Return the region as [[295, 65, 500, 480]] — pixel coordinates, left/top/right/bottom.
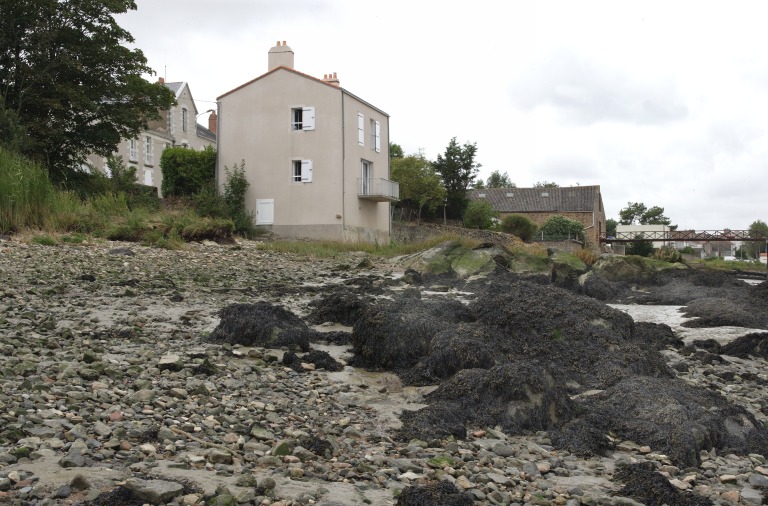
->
[[196, 123, 216, 142], [164, 81, 184, 97], [467, 185, 601, 213]]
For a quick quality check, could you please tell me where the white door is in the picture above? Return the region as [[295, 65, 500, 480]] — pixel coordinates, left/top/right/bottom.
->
[[143, 169, 153, 186], [256, 199, 274, 225]]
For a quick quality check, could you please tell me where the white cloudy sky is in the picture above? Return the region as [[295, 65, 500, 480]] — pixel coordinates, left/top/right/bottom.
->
[[118, 0, 768, 230]]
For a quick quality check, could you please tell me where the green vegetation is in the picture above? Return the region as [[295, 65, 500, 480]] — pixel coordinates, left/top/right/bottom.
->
[[484, 170, 515, 189], [653, 246, 683, 263], [0, 0, 176, 179], [161, 146, 216, 197], [391, 152, 446, 222], [463, 199, 498, 229], [433, 137, 481, 219], [538, 215, 585, 241], [625, 237, 655, 257], [500, 213, 537, 241], [618, 202, 673, 227]]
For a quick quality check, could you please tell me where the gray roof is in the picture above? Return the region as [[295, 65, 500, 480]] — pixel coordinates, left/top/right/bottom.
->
[[196, 123, 216, 142], [164, 81, 184, 96], [467, 185, 601, 213]]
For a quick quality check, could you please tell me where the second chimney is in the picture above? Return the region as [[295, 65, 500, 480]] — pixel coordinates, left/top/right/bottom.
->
[[268, 40, 294, 71], [323, 72, 340, 87], [208, 110, 217, 134]]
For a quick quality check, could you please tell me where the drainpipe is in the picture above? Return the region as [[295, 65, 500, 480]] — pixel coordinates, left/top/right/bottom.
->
[[340, 91, 346, 234], [387, 117, 391, 240], [215, 101, 221, 191]]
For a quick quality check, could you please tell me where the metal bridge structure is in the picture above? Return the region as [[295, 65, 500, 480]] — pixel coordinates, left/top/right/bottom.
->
[[601, 230, 768, 243]]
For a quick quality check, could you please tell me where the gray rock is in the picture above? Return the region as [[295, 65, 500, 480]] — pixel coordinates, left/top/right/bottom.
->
[[124, 478, 184, 503]]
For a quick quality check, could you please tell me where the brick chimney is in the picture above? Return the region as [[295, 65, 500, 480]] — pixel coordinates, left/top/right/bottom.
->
[[268, 40, 294, 71], [158, 77, 165, 84], [322, 72, 340, 87], [208, 110, 217, 133]]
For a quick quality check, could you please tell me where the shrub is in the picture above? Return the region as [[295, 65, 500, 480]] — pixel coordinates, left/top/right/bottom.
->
[[463, 199, 498, 229], [222, 161, 255, 236], [626, 237, 655, 257], [574, 248, 599, 266], [538, 215, 585, 241], [653, 246, 683, 263], [500, 213, 537, 241], [160, 146, 216, 197]]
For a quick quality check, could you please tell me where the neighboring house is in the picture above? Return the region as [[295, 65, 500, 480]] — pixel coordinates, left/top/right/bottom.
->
[[616, 224, 670, 249], [467, 185, 606, 248], [86, 79, 217, 196], [216, 41, 398, 243]]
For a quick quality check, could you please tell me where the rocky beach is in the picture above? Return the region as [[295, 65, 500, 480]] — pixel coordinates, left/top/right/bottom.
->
[[1, 237, 767, 506]]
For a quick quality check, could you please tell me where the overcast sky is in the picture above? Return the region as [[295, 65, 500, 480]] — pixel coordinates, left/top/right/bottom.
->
[[118, 1, 768, 230]]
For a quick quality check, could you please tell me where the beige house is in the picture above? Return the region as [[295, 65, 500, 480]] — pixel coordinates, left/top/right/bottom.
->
[[216, 41, 398, 243], [467, 185, 606, 249], [86, 80, 217, 196]]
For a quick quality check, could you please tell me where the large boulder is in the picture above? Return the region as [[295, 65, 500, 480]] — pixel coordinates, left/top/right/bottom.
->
[[350, 297, 474, 372], [590, 255, 687, 284], [397, 240, 548, 280], [206, 302, 312, 351], [549, 251, 588, 290], [555, 376, 768, 467]]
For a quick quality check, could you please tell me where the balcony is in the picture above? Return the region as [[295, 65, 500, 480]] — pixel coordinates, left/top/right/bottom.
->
[[357, 178, 399, 202]]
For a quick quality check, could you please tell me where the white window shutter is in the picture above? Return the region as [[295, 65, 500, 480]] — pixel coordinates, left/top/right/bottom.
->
[[358, 113, 364, 145], [375, 121, 381, 153], [301, 159, 313, 182], [302, 106, 315, 131]]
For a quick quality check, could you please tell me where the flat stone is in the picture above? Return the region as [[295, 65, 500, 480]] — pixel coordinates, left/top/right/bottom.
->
[[124, 478, 184, 503]]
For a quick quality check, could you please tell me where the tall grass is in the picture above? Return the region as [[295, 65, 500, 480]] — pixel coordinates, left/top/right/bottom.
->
[[0, 147, 81, 233]]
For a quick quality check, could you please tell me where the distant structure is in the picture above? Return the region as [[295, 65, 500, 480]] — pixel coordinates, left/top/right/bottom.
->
[[86, 79, 216, 196], [467, 185, 606, 249], [216, 41, 398, 243]]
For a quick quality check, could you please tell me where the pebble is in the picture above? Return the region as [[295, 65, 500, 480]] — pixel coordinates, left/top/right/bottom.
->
[[0, 239, 766, 505]]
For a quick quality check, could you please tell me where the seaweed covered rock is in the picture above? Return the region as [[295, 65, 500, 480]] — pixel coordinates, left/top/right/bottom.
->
[[682, 296, 768, 330], [396, 481, 474, 506], [206, 302, 311, 351], [549, 251, 588, 290], [721, 332, 768, 359], [470, 281, 672, 389], [634, 322, 684, 350], [402, 323, 509, 386], [399, 362, 575, 442], [561, 376, 768, 467], [350, 297, 474, 371], [590, 255, 687, 284], [305, 288, 369, 325], [616, 462, 714, 506], [578, 269, 627, 301], [282, 350, 344, 372]]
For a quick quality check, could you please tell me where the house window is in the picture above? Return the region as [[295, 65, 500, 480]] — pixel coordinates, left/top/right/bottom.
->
[[128, 139, 138, 161], [167, 110, 174, 135], [144, 136, 153, 164], [361, 159, 372, 194], [370, 119, 381, 153], [291, 107, 315, 131], [291, 159, 313, 182], [357, 113, 365, 146], [182, 107, 188, 133]]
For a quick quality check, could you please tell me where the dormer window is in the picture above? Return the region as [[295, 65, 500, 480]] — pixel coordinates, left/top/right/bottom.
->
[[506, 192, 514, 197], [541, 192, 549, 197], [478, 193, 486, 198]]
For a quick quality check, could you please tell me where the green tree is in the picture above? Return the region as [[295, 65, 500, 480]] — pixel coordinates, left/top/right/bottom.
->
[[533, 181, 559, 188], [433, 137, 481, 219], [0, 0, 176, 179], [389, 142, 404, 159], [486, 170, 515, 188], [626, 237, 655, 257], [500, 213, 537, 241], [742, 219, 768, 259], [463, 199, 497, 229], [606, 218, 618, 237], [619, 202, 672, 225], [390, 152, 446, 222], [539, 215, 585, 241], [161, 146, 216, 197]]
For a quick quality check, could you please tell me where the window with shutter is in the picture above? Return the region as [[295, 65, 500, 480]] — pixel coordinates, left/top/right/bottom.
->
[[302, 107, 315, 130], [374, 121, 381, 153], [292, 160, 302, 182], [301, 160, 313, 182], [358, 113, 364, 146]]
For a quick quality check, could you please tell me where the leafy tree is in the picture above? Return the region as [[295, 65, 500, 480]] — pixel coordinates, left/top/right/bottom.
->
[[463, 199, 497, 229], [742, 219, 768, 258], [539, 215, 585, 241], [472, 180, 486, 189], [500, 213, 537, 241], [0, 0, 176, 179], [606, 218, 618, 237], [390, 153, 446, 222], [619, 202, 672, 225], [626, 237, 655, 257], [389, 142, 404, 159], [486, 170, 515, 188], [161, 146, 216, 197], [533, 181, 559, 188], [433, 137, 481, 219]]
